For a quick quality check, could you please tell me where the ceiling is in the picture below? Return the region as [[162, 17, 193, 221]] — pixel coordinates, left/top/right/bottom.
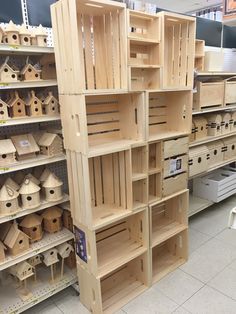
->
[[148, 0, 222, 13]]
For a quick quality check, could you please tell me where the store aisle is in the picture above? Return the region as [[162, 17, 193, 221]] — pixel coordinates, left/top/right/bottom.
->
[[25, 195, 236, 314]]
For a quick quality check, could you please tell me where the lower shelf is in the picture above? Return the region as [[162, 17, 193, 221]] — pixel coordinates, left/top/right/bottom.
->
[[0, 266, 77, 314], [189, 194, 214, 217]]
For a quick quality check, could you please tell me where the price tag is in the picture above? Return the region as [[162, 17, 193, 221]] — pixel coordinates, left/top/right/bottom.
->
[[10, 45, 19, 50], [0, 120, 6, 124], [0, 167, 10, 172], [0, 83, 9, 88]]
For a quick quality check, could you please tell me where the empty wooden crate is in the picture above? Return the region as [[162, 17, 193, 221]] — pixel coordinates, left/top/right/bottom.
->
[[224, 77, 236, 106], [76, 209, 148, 277], [51, 0, 127, 94]]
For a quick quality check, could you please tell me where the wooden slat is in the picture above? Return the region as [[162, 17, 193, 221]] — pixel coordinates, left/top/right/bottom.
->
[[102, 154, 114, 204], [119, 151, 126, 208], [149, 107, 167, 116], [180, 23, 188, 86], [105, 12, 114, 89], [89, 158, 95, 207], [173, 24, 181, 86], [84, 14, 95, 89], [88, 121, 120, 134], [87, 112, 120, 124], [149, 116, 167, 124], [112, 11, 121, 88], [94, 156, 103, 206], [113, 152, 121, 207], [86, 102, 118, 114]]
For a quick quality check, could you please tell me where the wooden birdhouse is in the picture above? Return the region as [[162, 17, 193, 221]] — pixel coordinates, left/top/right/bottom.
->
[[39, 168, 52, 183], [0, 60, 19, 83], [42, 248, 59, 266], [0, 26, 4, 43], [3, 21, 20, 45], [19, 178, 41, 210], [207, 114, 222, 136], [4, 223, 30, 256], [231, 112, 236, 131], [57, 242, 74, 259], [0, 221, 12, 242], [0, 184, 19, 215], [42, 206, 63, 233], [35, 24, 47, 47], [9, 261, 35, 281], [28, 255, 42, 267], [193, 116, 208, 140], [19, 24, 31, 46], [0, 241, 6, 263], [20, 63, 41, 81], [23, 173, 40, 186], [0, 139, 16, 166], [25, 90, 43, 117], [40, 54, 56, 80], [8, 91, 26, 118], [5, 177, 20, 191], [11, 133, 40, 161], [38, 133, 63, 157], [20, 213, 43, 243], [0, 98, 9, 120], [42, 173, 63, 202], [43, 92, 59, 115], [221, 112, 232, 134]]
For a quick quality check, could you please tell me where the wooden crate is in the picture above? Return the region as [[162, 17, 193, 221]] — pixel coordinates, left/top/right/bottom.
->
[[150, 190, 188, 247], [163, 155, 188, 178], [163, 173, 188, 197], [189, 146, 210, 177], [158, 12, 196, 89], [129, 67, 161, 90], [148, 141, 162, 174], [163, 137, 189, 159], [60, 93, 146, 156], [207, 140, 224, 166], [67, 150, 133, 230], [76, 209, 149, 277], [51, 0, 127, 94], [78, 252, 149, 314], [193, 168, 236, 202], [149, 172, 162, 204], [152, 229, 188, 283], [204, 51, 224, 72], [192, 116, 208, 140], [132, 178, 148, 210], [194, 40, 205, 72], [193, 81, 224, 111], [132, 145, 148, 181], [225, 78, 236, 106], [223, 136, 236, 160], [128, 42, 160, 67], [147, 91, 192, 141]]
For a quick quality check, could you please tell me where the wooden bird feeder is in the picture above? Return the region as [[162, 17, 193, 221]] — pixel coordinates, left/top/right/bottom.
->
[[28, 255, 42, 267], [3, 21, 20, 45], [4, 223, 30, 256], [0, 59, 19, 83], [20, 63, 41, 81], [57, 242, 74, 278], [9, 261, 35, 281], [42, 206, 63, 233], [42, 248, 59, 283], [11, 133, 40, 161], [19, 24, 31, 46], [19, 178, 41, 210], [35, 24, 47, 47], [42, 173, 63, 202], [43, 92, 59, 115], [8, 91, 26, 118], [25, 90, 43, 117], [0, 184, 19, 215], [0, 98, 9, 120], [0, 241, 6, 263], [38, 133, 63, 157], [4, 177, 20, 191], [20, 213, 43, 243], [0, 139, 16, 166]]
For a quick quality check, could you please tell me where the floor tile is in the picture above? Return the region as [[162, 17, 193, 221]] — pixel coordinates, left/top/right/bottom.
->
[[229, 259, 236, 270], [38, 305, 63, 314], [208, 266, 236, 300], [172, 306, 191, 314], [122, 287, 179, 314], [24, 299, 55, 314], [180, 238, 236, 282], [215, 228, 236, 247], [183, 286, 236, 314], [188, 228, 211, 254], [54, 293, 89, 314], [153, 269, 203, 305]]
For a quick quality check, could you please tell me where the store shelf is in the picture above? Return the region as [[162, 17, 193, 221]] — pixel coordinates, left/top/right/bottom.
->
[[0, 194, 69, 224], [0, 267, 76, 314], [0, 44, 54, 55], [197, 72, 236, 77], [189, 194, 214, 217], [0, 80, 57, 90], [128, 36, 160, 45], [193, 104, 236, 115], [190, 131, 236, 147], [0, 154, 66, 174], [0, 115, 61, 127], [0, 228, 74, 271]]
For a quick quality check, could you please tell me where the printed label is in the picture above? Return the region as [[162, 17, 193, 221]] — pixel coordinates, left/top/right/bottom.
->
[[74, 226, 87, 263], [169, 158, 182, 175], [19, 140, 30, 147]]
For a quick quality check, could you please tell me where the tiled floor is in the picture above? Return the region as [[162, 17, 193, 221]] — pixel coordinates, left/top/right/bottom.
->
[[25, 195, 236, 314]]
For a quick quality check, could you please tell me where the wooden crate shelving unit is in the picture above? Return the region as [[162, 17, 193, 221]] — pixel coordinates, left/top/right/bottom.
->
[[195, 39, 205, 72]]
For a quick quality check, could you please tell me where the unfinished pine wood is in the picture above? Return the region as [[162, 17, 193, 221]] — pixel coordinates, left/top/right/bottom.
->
[[224, 77, 236, 106], [189, 146, 210, 177], [163, 173, 188, 197], [148, 173, 162, 203], [163, 137, 189, 159], [132, 145, 148, 181], [192, 116, 208, 140], [148, 141, 162, 174], [147, 91, 192, 141], [132, 178, 148, 210], [51, 0, 128, 94], [194, 40, 205, 71], [193, 81, 224, 110], [129, 67, 161, 90], [150, 190, 188, 247], [207, 140, 224, 166]]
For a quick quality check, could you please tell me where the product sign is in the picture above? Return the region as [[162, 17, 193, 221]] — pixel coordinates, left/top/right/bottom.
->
[[169, 158, 182, 175], [74, 226, 87, 263]]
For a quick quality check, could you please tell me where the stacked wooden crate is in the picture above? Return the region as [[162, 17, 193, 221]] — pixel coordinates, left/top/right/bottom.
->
[[51, 0, 195, 312]]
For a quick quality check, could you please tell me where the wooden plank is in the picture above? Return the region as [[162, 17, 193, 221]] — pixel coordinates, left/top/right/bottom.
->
[[87, 112, 120, 124], [173, 23, 181, 86], [86, 102, 118, 114], [89, 158, 95, 207], [88, 121, 120, 134], [94, 156, 103, 206], [119, 151, 127, 208], [112, 11, 121, 88], [84, 14, 95, 89], [105, 12, 114, 89], [102, 154, 114, 204], [149, 116, 167, 124], [113, 152, 121, 207], [180, 22, 188, 86]]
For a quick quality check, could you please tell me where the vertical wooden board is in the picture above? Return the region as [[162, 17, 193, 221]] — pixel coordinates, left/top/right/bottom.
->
[[113, 153, 121, 207], [102, 154, 114, 204], [84, 14, 95, 90], [119, 151, 127, 209], [180, 23, 188, 86], [89, 158, 95, 207], [66, 151, 76, 221], [187, 22, 196, 87], [118, 9, 128, 89], [173, 24, 181, 86], [125, 149, 133, 209], [112, 11, 121, 89], [93, 15, 107, 89], [94, 156, 103, 206], [105, 12, 114, 89]]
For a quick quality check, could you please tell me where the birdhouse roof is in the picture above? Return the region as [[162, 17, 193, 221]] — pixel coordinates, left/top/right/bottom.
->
[[25, 91, 41, 107], [19, 24, 31, 36], [0, 241, 7, 251], [20, 213, 42, 228], [38, 133, 59, 147], [21, 63, 41, 75], [4, 223, 29, 248], [5, 21, 19, 33], [0, 62, 19, 74], [57, 242, 74, 258], [8, 94, 25, 107], [39, 168, 52, 182], [43, 173, 63, 188], [4, 178, 20, 191], [19, 178, 41, 195], [10, 261, 35, 280], [11, 134, 40, 156], [0, 184, 19, 201], [0, 26, 4, 35], [0, 222, 12, 241], [0, 139, 16, 155], [0, 98, 8, 107], [44, 92, 58, 105], [42, 206, 63, 220], [23, 173, 40, 186], [35, 24, 47, 36], [42, 248, 59, 266]]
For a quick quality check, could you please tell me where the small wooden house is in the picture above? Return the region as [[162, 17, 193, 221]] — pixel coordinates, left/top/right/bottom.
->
[[39, 168, 52, 183], [42, 248, 59, 266], [38, 133, 63, 157], [57, 242, 74, 259], [20, 63, 41, 81], [207, 114, 222, 136], [0, 98, 9, 120], [23, 173, 40, 186], [11, 133, 40, 160], [222, 112, 232, 134], [8, 91, 26, 118], [43, 92, 59, 115], [28, 255, 42, 267], [0, 184, 19, 215], [3, 21, 20, 45], [20, 213, 43, 243], [0, 241, 6, 263], [0, 139, 16, 166], [193, 116, 208, 140], [19, 178, 41, 210], [0, 61, 19, 83], [19, 24, 31, 46], [25, 90, 43, 117], [4, 223, 30, 256], [0, 26, 4, 43], [4, 177, 20, 191], [35, 24, 47, 47], [42, 173, 63, 202], [42, 206, 63, 233], [231, 112, 236, 131], [9, 261, 35, 281]]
